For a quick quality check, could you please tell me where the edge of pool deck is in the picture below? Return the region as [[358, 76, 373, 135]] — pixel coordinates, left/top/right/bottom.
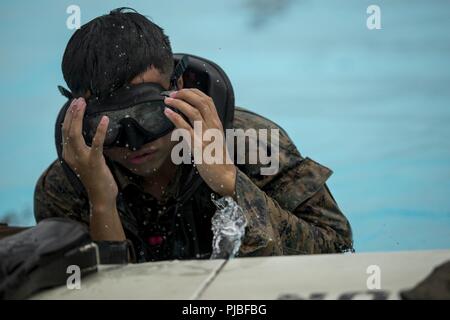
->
[[31, 249, 450, 300]]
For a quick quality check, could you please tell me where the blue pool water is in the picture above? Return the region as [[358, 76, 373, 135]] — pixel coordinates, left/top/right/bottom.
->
[[1, 0, 449, 252]]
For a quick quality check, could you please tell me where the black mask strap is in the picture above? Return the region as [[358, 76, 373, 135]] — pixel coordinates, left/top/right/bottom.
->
[[170, 55, 189, 90], [57, 85, 73, 99]]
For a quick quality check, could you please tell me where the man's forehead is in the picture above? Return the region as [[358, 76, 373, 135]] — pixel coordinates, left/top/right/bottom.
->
[[130, 65, 169, 88], [84, 65, 169, 101]]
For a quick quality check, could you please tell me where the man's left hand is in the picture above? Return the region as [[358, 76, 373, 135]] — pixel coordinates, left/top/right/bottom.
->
[[164, 89, 236, 198]]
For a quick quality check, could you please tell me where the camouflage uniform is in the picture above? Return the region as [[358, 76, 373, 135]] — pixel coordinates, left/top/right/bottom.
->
[[34, 107, 353, 262]]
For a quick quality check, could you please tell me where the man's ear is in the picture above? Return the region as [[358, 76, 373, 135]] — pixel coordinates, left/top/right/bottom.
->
[[177, 76, 184, 89]]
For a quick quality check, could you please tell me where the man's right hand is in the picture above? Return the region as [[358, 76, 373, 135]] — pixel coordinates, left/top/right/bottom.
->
[[61, 98, 118, 213], [61, 97, 125, 242]]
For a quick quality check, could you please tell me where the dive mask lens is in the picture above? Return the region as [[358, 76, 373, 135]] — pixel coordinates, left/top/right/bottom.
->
[[83, 99, 176, 148], [83, 113, 122, 147]]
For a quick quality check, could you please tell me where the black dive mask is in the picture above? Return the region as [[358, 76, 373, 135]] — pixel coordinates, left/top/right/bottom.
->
[[82, 82, 177, 151], [59, 56, 189, 151]]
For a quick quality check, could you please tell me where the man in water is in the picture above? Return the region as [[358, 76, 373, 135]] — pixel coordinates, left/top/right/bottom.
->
[[34, 8, 353, 262]]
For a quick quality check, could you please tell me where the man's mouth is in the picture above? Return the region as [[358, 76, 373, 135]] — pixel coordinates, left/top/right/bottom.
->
[[127, 148, 158, 165]]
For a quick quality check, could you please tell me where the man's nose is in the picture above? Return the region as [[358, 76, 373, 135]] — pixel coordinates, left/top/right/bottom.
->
[[120, 118, 147, 151]]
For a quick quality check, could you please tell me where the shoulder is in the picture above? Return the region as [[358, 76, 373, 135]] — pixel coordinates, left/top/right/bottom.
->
[[34, 160, 88, 224], [231, 107, 303, 183], [231, 107, 333, 209], [233, 107, 291, 138], [35, 160, 74, 195], [232, 107, 301, 158]]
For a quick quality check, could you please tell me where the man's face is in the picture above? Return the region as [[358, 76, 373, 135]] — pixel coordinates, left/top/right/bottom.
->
[[102, 66, 178, 176], [103, 132, 177, 176]]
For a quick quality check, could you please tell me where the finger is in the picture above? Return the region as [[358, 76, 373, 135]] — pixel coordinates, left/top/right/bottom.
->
[[91, 115, 109, 156], [187, 88, 207, 99], [62, 98, 78, 143], [170, 89, 213, 122], [68, 98, 87, 150], [181, 88, 219, 117], [164, 107, 196, 149], [164, 97, 203, 126], [164, 106, 194, 129]]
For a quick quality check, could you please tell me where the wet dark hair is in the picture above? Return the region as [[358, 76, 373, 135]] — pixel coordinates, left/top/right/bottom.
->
[[62, 7, 173, 99]]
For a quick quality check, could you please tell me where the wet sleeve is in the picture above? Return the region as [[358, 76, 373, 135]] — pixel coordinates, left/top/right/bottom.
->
[[235, 158, 353, 257], [34, 161, 89, 226]]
